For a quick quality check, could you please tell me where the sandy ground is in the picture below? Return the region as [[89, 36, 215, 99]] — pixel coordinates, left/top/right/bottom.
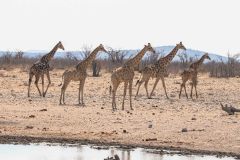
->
[[0, 68, 240, 156]]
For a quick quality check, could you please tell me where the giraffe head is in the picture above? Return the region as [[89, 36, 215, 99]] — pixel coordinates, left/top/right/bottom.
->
[[98, 44, 108, 53], [145, 43, 156, 54], [203, 53, 211, 60], [176, 42, 186, 51], [57, 41, 65, 50]]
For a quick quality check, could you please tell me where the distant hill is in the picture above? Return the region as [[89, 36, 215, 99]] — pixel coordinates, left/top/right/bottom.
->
[[0, 46, 228, 62]]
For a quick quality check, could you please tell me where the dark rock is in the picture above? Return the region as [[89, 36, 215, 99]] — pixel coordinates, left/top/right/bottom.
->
[[181, 128, 188, 132], [145, 138, 157, 141], [25, 126, 34, 129], [29, 115, 35, 118]]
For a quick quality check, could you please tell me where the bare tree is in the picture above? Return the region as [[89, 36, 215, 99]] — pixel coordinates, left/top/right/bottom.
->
[[2, 51, 13, 64], [65, 51, 78, 61], [177, 51, 189, 68], [140, 49, 163, 70], [80, 45, 92, 59], [14, 50, 24, 60], [106, 47, 128, 71], [107, 47, 127, 64]]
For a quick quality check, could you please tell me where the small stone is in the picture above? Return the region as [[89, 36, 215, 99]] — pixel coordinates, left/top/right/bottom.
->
[[25, 126, 34, 129], [29, 115, 35, 118], [152, 113, 155, 115], [101, 107, 104, 109], [39, 109, 47, 112], [191, 117, 197, 120], [148, 124, 153, 128], [181, 128, 188, 132], [145, 138, 157, 141], [123, 130, 127, 133]]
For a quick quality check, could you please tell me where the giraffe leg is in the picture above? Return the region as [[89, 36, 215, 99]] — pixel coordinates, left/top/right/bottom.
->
[[34, 75, 42, 96], [112, 81, 120, 111], [183, 83, 188, 99], [41, 74, 44, 97], [144, 78, 150, 98], [28, 73, 34, 97], [80, 78, 86, 105], [135, 80, 143, 97], [78, 81, 81, 105], [43, 71, 51, 97], [195, 84, 198, 98], [160, 76, 169, 99], [122, 82, 128, 110], [150, 77, 160, 99], [194, 81, 198, 98], [190, 82, 194, 99], [129, 80, 133, 110], [60, 80, 70, 105], [179, 84, 183, 99]]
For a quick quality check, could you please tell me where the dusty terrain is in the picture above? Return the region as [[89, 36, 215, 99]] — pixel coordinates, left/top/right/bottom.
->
[[0, 68, 240, 156]]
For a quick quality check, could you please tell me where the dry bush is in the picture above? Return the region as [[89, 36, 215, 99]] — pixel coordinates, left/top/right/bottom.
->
[[1, 49, 240, 78], [205, 54, 240, 78]]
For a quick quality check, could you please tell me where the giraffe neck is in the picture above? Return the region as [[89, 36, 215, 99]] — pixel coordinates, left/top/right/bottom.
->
[[76, 47, 99, 70], [40, 43, 59, 63], [124, 47, 148, 67], [156, 45, 179, 67], [190, 55, 206, 70]]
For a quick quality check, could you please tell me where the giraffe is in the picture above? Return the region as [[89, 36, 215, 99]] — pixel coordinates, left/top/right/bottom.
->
[[135, 42, 186, 98], [111, 43, 155, 111], [59, 44, 107, 105], [28, 41, 64, 97], [179, 53, 211, 99]]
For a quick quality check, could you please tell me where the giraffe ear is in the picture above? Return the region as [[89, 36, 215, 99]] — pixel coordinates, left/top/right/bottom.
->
[[148, 43, 151, 46], [180, 42, 182, 45]]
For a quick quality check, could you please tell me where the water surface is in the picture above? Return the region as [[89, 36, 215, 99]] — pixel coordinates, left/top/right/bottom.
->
[[0, 144, 236, 160]]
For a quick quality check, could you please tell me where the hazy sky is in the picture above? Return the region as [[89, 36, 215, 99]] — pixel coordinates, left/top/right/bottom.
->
[[0, 0, 239, 55]]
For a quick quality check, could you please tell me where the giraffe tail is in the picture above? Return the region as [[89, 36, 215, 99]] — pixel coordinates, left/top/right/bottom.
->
[[135, 73, 143, 86], [58, 70, 67, 87]]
